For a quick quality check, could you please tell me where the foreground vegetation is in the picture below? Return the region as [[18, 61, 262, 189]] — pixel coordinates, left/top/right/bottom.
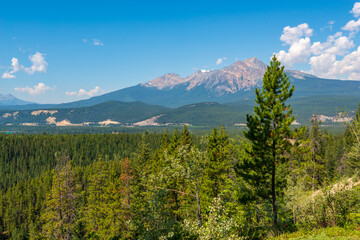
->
[[1, 120, 360, 239]]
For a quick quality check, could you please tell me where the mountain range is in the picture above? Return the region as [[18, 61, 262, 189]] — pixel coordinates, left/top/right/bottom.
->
[[1, 57, 360, 127], [49, 57, 360, 108]]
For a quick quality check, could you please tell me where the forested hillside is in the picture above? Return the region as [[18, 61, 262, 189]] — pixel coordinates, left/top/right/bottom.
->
[[1, 58, 360, 240], [1, 120, 360, 239]]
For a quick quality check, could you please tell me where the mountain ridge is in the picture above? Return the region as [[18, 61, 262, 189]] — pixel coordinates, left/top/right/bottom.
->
[[0, 94, 34, 106], [0, 57, 358, 110]]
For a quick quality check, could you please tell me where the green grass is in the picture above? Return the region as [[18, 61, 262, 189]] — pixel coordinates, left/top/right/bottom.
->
[[272, 227, 360, 240]]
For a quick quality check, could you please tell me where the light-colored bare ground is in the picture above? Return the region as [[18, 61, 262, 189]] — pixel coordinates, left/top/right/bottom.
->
[[2, 112, 19, 119], [31, 110, 58, 116], [133, 115, 165, 126], [21, 123, 38, 126], [98, 119, 121, 126], [46, 117, 83, 126]]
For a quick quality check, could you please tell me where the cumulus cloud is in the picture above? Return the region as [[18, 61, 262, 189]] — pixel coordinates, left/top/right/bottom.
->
[[342, 19, 360, 34], [280, 23, 313, 45], [66, 86, 102, 97], [351, 2, 360, 18], [274, 3, 360, 80], [308, 46, 360, 79], [10, 57, 22, 73], [93, 39, 104, 46], [309, 54, 337, 78], [1, 52, 48, 79], [275, 23, 314, 66], [309, 41, 360, 79], [330, 46, 360, 79], [276, 37, 312, 66], [311, 33, 354, 56], [2, 73, 16, 79], [23, 52, 48, 74], [216, 57, 227, 65], [326, 36, 354, 55], [14, 83, 52, 96]]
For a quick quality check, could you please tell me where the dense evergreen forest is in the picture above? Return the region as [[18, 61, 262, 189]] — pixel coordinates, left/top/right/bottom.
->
[[1, 57, 360, 239]]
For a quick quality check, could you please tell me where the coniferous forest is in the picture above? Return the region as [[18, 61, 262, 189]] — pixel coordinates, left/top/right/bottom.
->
[[2, 57, 360, 239]]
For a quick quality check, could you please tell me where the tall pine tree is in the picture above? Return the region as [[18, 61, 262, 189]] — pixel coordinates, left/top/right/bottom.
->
[[204, 126, 232, 202], [41, 153, 77, 239], [236, 56, 295, 228]]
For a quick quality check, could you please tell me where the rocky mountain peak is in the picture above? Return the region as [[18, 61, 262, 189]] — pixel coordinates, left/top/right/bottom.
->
[[142, 73, 186, 90], [142, 58, 315, 96], [243, 57, 267, 70]]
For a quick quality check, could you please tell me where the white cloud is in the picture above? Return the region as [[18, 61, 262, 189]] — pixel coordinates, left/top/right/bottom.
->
[[10, 57, 21, 74], [309, 53, 337, 78], [2, 72, 16, 79], [331, 46, 360, 79], [351, 2, 360, 18], [66, 86, 102, 97], [276, 37, 312, 66], [83, 38, 88, 43], [275, 23, 315, 66], [311, 33, 354, 56], [308, 46, 360, 80], [325, 36, 354, 55], [342, 19, 360, 34], [1, 52, 47, 78], [23, 52, 48, 74], [275, 23, 352, 68], [93, 39, 104, 46], [2, 57, 21, 78], [15, 83, 52, 96], [216, 57, 227, 65], [275, 7, 360, 80], [280, 23, 313, 45]]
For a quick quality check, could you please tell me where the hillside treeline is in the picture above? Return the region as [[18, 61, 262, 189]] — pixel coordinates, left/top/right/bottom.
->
[[0, 119, 360, 239]]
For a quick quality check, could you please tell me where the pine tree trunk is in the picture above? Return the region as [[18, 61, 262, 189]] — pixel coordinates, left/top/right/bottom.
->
[[272, 147, 278, 228], [196, 193, 202, 227]]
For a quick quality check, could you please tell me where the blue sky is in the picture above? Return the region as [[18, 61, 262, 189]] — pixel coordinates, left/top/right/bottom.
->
[[0, 0, 359, 103]]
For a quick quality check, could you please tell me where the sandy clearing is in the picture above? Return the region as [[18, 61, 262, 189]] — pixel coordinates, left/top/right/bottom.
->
[[21, 123, 39, 126], [133, 115, 165, 126], [31, 110, 58, 116], [98, 119, 121, 126]]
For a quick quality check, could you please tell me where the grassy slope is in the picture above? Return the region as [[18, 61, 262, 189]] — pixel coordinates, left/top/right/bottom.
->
[[273, 227, 360, 239]]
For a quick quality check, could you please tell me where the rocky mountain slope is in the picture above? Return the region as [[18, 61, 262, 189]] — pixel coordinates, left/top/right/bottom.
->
[[142, 57, 269, 95]]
